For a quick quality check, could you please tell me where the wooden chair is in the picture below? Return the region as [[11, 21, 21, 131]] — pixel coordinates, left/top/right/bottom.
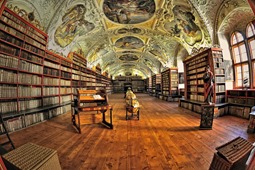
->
[[126, 98, 140, 120], [71, 89, 113, 133]]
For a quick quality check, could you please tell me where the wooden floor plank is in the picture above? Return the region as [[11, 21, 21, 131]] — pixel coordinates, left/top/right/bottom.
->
[[7, 93, 255, 170]]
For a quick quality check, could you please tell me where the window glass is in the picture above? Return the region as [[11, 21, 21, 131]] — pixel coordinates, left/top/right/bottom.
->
[[236, 66, 242, 87], [253, 62, 255, 87], [239, 44, 248, 62], [236, 32, 244, 42], [243, 64, 250, 87], [232, 34, 237, 45], [249, 39, 255, 59], [247, 23, 255, 38], [233, 47, 240, 63]]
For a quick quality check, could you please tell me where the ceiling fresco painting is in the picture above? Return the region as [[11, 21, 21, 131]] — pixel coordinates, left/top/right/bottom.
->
[[119, 54, 139, 61], [54, 4, 95, 48], [103, 0, 156, 24], [5, 0, 254, 78], [115, 36, 144, 49]]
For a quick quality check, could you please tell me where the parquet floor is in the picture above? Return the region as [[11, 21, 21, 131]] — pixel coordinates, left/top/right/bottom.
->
[[8, 93, 255, 170]]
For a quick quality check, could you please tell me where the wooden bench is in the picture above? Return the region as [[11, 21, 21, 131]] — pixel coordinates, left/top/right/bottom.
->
[[71, 89, 113, 133]]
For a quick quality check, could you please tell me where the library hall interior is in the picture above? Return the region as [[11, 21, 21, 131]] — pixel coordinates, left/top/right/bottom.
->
[[1, 0, 255, 169]]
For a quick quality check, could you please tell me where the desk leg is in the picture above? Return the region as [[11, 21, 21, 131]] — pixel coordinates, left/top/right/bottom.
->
[[72, 108, 81, 133], [101, 110, 113, 129]]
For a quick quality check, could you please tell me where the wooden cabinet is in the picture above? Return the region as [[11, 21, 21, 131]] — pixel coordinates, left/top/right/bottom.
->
[[161, 68, 178, 98], [226, 89, 255, 119]]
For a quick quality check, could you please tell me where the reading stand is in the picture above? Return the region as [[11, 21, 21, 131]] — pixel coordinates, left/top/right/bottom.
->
[[71, 89, 113, 133]]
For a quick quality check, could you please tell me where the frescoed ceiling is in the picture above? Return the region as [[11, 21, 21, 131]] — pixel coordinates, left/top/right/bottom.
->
[[5, 0, 254, 78]]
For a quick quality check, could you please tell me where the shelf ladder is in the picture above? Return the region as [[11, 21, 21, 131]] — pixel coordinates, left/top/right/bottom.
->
[[0, 114, 15, 154]]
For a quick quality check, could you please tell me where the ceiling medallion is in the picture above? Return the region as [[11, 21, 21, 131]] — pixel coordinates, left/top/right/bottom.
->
[[119, 54, 139, 61], [103, 0, 156, 24], [115, 36, 144, 49]]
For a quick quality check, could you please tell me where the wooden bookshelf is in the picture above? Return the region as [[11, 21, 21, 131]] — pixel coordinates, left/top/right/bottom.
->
[[0, 4, 112, 133], [71, 52, 112, 96], [161, 68, 179, 100], [180, 47, 226, 115], [151, 74, 161, 97], [226, 89, 255, 119], [0, 5, 73, 132]]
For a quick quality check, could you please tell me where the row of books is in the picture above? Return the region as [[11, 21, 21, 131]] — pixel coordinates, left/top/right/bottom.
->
[[215, 85, 225, 92], [60, 95, 72, 103], [60, 88, 72, 94], [18, 86, 41, 97], [215, 76, 225, 82], [189, 94, 204, 102], [0, 22, 25, 40], [61, 65, 72, 72], [0, 69, 17, 83], [45, 53, 60, 63], [44, 77, 59, 85], [1, 103, 71, 133], [0, 42, 20, 56], [20, 60, 43, 74], [0, 30, 23, 47], [19, 73, 41, 85], [42, 87, 59, 96], [0, 101, 17, 113], [24, 43, 45, 56], [214, 68, 225, 74], [25, 35, 45, 49], [2, 10, 46, 44], [20, 99, 42, 111], [186, 53, 208, 67], [1, 14, 26, 33], [21, 50, 43, 64], [0, 85, 17, 98], [61, 59, 72, 67], [43, 96, 59, 106], [43, 67, 59, 76], [44, 60, 59, 69], [61, 72, 71, 79]]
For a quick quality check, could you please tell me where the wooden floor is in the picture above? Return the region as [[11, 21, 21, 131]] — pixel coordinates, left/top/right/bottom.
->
[[8, 93, 255, 170]]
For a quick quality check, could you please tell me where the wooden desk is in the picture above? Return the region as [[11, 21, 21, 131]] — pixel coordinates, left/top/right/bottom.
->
[[71, 90, 113, 133]]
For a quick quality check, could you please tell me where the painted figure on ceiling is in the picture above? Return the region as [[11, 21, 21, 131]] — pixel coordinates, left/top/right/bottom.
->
[[164, 5, 202, 46], [103, 0, 155, 24], [54, 4, 95, 48]]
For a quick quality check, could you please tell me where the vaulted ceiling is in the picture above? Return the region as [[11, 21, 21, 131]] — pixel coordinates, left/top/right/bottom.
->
[[6, 0, 255, 78]]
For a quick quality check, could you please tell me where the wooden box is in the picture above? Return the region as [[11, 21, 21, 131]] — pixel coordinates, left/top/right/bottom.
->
[[2, 143, 61, 170], [209, 137, 254, 170]]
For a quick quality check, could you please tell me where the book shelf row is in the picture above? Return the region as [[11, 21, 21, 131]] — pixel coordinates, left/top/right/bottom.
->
[[0, 2, 112, 133]]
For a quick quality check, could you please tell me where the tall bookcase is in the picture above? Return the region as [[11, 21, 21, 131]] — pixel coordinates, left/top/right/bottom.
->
[[161, 68, 178, 100], [71, 52, 112, 96], [180, 47, 226, 114], [0, 5, 72, 132], [151, 74, 161, 97]]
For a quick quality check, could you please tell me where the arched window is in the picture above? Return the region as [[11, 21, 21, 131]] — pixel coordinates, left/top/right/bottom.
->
[[247, 21, 255, 88], [231, 32, 249, 88]]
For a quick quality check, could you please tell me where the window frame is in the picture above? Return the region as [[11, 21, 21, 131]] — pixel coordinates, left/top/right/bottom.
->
[[230, 31, 250, 89]]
